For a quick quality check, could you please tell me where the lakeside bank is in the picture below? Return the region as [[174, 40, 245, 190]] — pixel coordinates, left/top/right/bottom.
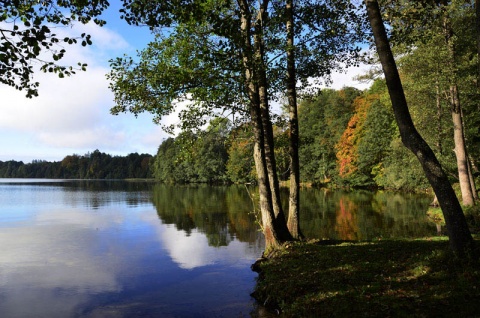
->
[[252, 238, 480, 317]]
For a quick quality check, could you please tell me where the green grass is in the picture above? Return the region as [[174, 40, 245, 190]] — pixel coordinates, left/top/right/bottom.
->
[[252, 238, 480, 317]]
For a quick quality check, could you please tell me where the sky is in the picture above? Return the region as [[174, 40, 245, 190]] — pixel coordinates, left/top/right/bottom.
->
[[0, 4, 372, 163]]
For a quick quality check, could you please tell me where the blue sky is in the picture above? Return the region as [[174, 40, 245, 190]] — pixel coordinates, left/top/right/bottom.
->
[[0, 4, 371, 163]]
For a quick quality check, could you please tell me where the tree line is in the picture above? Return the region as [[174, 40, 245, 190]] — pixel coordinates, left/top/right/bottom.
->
[[151, 76, 477, 195], [0, 150, 153, 179]]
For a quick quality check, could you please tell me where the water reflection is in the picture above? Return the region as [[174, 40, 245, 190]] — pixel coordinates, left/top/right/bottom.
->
[[152, 185, 262, 243], [298, 189, 435, 240], [152, 184, 265, 269], [0, 180, 437, 318], [151, 185, 436, 248], [0, 180, 261, 317], [0, 211, 125, 317]]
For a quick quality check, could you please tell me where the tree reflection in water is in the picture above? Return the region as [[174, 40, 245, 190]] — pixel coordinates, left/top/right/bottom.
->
[[152, 185, 437, 248]]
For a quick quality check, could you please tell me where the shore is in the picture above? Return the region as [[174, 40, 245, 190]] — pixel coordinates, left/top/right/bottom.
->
[[251, 238, 480, 317]]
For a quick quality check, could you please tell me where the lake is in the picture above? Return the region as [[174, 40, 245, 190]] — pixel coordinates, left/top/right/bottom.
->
[[0, 179, 437, 317]]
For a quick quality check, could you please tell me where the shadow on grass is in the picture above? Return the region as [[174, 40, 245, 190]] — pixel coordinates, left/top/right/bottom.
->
[[252, 239, 480, 317]]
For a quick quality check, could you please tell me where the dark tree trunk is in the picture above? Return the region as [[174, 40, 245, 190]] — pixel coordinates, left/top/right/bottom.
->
[[365, 0, 475, 257], [285, 0, 302, 239]]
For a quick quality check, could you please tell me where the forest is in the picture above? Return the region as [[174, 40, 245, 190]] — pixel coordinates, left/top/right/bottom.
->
[[150, 74, 478, 193], [151, 78, 471, 193], [0, 150, 153, 179]]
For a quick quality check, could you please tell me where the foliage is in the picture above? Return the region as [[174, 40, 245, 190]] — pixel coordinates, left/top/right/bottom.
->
[[335, 94, 374, 181], [105, 75, 472, 192], [298, 88, 360, 185], [356, 99, 395, 176], [0, 150, 152, 179], [0, 0, 108, 97], [152, 119, 230, 184], [150, 118, 295, 185], [395, 11, 478, 181], [225, 124, 256, 184], [373, 138, 430, 191], [105, 0, 479, 193], [108, 18, 246, 131]]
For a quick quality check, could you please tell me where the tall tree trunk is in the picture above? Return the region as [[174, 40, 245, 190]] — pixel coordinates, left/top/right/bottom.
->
[[238, 0, 284, 250], [444, 17, 475, 206], [365, 0, 475, 257], [252, 102, 285, 250], [285, 0, 302, 239], [254, 0, 293, 241], [450, 84, 475, 206]]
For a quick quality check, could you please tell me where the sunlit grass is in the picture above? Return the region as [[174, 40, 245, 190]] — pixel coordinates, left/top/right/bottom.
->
[[252, 238, 480, 317]]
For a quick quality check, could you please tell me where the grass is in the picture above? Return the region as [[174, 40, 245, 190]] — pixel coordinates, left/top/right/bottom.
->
[[252, 238, 480, 317]]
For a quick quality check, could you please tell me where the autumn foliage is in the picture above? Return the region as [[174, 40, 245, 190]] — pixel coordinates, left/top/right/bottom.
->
[[336, 94, 378, 178]]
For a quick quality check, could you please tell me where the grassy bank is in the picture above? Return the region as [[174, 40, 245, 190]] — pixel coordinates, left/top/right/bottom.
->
[[252, 238, 480, 317]]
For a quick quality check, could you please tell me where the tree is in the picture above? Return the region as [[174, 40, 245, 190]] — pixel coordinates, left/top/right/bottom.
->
[[477, 0, 480, 86], [237, 0, 293, 247], [226, 125, 256, 184], [379, 0, 478, 206], [357, 99, 395, 180], [365, 0, 475, 257], [193, 118, 230, 183], [152, 138, 179, 183], [0, 0, 108, 97], [298, 88, 360, 185], [109, 0, 294, 248], [336, 94, 373, 182], [110, 0, 366, 251], [0, 151, 152, 179], [285, 0, 302, 239], [443, 4, 476, 206], [334, 87, 396, 189]]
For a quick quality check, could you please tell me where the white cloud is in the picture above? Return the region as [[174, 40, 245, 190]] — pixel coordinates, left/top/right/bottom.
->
[[80, 22, 131, 52], [329, 63, 373, 90], [0, 21, 163, 161], [45, 20, 131, 67], [37, 127, 126, 148], [0, 69, 109, 131], [315, 62, 372, 91], [141, 125, 170, 150], [0, 198, 159, 317], [158, 224, 259, 270]]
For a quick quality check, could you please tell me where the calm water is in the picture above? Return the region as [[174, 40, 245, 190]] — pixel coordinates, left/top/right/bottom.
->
[[0, 180, 437, 317]]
